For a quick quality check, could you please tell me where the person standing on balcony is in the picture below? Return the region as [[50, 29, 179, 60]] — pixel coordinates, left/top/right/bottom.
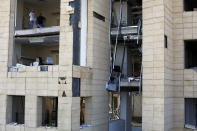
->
[[36, 13, 46, 28], [29, 11, 35, 29]]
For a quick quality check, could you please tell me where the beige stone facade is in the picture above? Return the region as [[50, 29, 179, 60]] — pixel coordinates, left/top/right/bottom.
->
[[1, 0, 197, 131], [143, 0, 197, 131]]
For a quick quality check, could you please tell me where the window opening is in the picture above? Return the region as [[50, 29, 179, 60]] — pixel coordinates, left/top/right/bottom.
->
[[10, 0, 60, 70], [185, 98, 197, 129], [80, 97, 91, 128], [185, 40, 197, 69], [71, 0, 81, 66], [6, 96, 25, 125], [80, 97, 86, 125], [72, 78, 80, 97], [41, 97, 58, 127], [109, 93, 120, 120], [184, 0, 197, 11]]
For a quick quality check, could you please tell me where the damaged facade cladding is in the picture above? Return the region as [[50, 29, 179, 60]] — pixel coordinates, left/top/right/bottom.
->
[[0, 0, 197, 131]]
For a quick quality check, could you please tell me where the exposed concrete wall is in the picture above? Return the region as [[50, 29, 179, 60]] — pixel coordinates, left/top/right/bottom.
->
[[13, 42, 21, 65], [16, 0, 24, 30]]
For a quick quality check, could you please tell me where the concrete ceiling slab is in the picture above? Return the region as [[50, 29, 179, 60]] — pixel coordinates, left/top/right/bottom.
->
[[24, 0, 60, 8]]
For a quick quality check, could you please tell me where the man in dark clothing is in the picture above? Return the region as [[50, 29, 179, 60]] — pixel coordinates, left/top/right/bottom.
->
[[36, 13, 46, 28]]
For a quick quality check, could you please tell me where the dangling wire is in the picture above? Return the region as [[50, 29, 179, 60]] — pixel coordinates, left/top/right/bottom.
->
[[137, 18, 142, 45], [109, 0, 113, 75], [139, 63, 142, 93], [112, 0, 123, 71], [120, 37, 126, 74]]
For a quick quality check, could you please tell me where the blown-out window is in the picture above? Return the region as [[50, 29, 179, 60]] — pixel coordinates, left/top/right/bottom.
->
[[39, 97, 58, 127], [184, 0, 197, 11]]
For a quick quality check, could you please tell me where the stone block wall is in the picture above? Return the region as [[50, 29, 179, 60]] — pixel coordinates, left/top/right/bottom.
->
[[0, 0, 110, 131], [172, 0, 197, 130], [142, 0, 197, 130]]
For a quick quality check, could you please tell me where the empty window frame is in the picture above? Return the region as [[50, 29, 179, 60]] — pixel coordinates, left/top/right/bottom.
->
[[80, 97, 90, 126], [184, 40, 197, 69], [185, 98, 197, 129], [41, 97, 58, 127], [71, 0, 81, 66], [112, 0, 142, 27], [184, 0, 197, 11], [80, 97, 86, 125], [6, 96, 25, 124]]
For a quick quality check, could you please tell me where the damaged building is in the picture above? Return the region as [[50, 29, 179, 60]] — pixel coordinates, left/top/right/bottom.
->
[[0, 0, 197, 131]]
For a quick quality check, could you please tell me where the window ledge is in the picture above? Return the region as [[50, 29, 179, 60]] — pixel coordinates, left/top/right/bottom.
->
[[7, 65, 60, 78], [38, 126, 57, 129], [6, 123, 24, 126], [8, 65, 59, 73], [80, 125, 92, 131], [185, 67, 197, 71], [185, 124, 196, 130], [184, 11, 197, 12]]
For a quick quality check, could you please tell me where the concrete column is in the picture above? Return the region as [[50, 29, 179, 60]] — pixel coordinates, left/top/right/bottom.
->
[[25, 96, 37, 128], [71, 97, 80, 131], [58, 97, 72, 130], [36, 97, 42, 126], [16, 0, 24, 30], [120, 92, 131, 131]]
